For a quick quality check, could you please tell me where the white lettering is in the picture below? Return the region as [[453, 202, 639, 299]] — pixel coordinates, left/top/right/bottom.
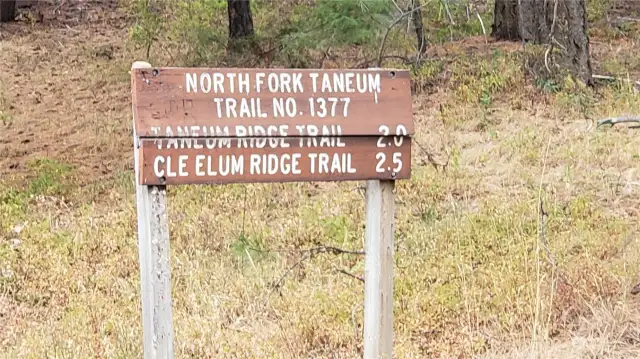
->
[[166, 156, 177, 177], [225, 98, 238, 118], [280, 154, 292, 175], [250, 154, 260, 174], [232, 155, 243, 174], [214, 98, 224, 118], [266, 154, 278, 175], [191, 126, 203, 149], [333, 73, 345, 92], [200, 73, 212, 93], [239, 98, 251, 118], [213, 73, 224, 93], [308, 153, 318, 174], [273, 98, 285, 117], [291, 153, 302, 174], [195, 155, 205, 176], [285, 98, 296, 117], [207, 156, 217, 176], [345, 73, 354, 92], [280, 73, 292, 93], [255, 73, 265, 93], [293, 73, 303, 93], [321, 74, 332, 92], [268, 73, 279, 92], [236, 125, 248, 148], [178, 155, 189, 176], [238, 73, 250, 95], [309, 73, 319, 92], [346, 153, 356, 173], [219, 155, 231, 176], [307, 125, 318, 136], [356, 73, 367, 93], [331, 153, 342, 173], [226, 73, 236, 93], [154, 156, 165, 177], [186, 73, 197, 93], [319, 136, 332, 147], [318, 153, 329, 173], [369, 73, 381, 93]]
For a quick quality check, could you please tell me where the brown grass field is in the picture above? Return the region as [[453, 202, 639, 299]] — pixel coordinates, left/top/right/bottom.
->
[[1, 1, 640, 358]]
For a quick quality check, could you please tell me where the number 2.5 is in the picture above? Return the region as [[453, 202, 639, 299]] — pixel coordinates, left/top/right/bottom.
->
[[375, 152, 403, 173]]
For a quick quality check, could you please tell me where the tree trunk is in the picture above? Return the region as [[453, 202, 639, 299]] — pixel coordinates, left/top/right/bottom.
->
[[518, 0, 554, 43], [491, 0, 519, 41], [0, 0, 16, 22], [491, 0, 593, 85], [561, 0, 593, 85], [411, 0, 427, 54], [227, 0, 254, 39]]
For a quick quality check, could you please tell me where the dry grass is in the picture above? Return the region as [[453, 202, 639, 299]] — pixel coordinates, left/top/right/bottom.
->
[[2, 1, 640, 358], [480, 300, 640, 359]]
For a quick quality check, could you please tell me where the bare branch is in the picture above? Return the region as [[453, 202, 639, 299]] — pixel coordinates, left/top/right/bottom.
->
[[268, 245, 365, 297], [617, 16, 640, 23], [390, 0, 403, 13], [304, 246, 365, 256], [475, 10, 487, 44], [592, 74, 640, 88], [269, 252, 312, 296], [544, 0, 560, 74], [377, 2, 428, 67], [355, 55, 412, 69], [412, 137, 450, 172], [351, 302, 363, 342], [440, 0, 455, 25], [596, 116, 640, 129], [336, 268, 365, 283]]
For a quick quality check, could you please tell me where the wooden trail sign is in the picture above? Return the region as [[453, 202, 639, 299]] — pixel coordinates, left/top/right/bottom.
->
[[132, 66, 414, 186], [131, 62, 414, 359], [131, 67, 413, 138]]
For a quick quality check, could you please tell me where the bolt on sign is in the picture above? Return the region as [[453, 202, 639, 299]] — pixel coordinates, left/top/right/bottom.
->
[[131, 67, 414, 185]]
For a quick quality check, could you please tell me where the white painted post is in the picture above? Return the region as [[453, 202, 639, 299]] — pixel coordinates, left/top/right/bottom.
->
[[363, 179, 396, 359], [132, 61, 175, 359]]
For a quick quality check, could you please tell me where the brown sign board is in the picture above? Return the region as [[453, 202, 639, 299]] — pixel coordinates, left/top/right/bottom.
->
[[138, 136, 411, 185], [131, 67, 414, 138]]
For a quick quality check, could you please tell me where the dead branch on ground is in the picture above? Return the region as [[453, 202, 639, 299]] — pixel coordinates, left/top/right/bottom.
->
[[596, 116, 640, 129], [336, 268, 365, 283], [268, 245, 365, 297]]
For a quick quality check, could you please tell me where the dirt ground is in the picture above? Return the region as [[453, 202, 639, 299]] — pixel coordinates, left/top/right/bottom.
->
[[0, 0, 133, 187]]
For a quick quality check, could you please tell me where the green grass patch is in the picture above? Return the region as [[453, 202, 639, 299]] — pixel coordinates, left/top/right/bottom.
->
[[26, 158, 74, 197]]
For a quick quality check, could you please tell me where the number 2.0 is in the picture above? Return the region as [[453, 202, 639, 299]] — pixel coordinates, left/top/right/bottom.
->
[[377, 124, 408, 148]]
